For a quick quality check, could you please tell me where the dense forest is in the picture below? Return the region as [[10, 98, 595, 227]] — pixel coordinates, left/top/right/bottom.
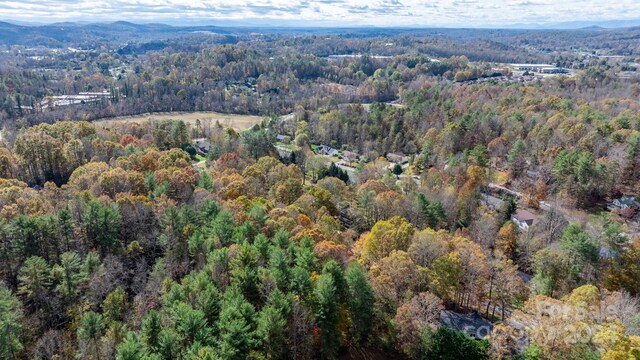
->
[[0, 44, 498, 125], [0, 23, 640, 360]]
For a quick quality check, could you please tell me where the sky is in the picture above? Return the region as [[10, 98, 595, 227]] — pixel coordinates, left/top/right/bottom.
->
[[2, 0, 640, 28]]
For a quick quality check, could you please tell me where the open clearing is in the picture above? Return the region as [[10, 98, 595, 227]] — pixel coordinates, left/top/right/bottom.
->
[[95, 111, 265, 131]]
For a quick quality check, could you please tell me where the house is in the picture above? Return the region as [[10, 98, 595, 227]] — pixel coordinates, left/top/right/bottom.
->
[[607, 195, 640, 212], [316, 145, 339, 157], [341, 151, 359, 164], [525, 170, 539, 180], [14, 105, 35, 114], [276, 134, 289, 143], [511, 63, 568, 74], [481, 193, 504, 210], [194, 139, 212, 156], [511, 209, 536, 231], [440, 310, 493, 340], [386, 152, 409, 164], [275, 145, 293, 159], [599, 246, 619, 260]]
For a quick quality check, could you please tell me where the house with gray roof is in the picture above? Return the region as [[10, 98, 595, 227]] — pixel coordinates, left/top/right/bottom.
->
[[386, 152, 409, 164], [608, 195, 640, 212], [481, 193, 504, 210], [316, 145, 339, 157], [194, 139, 212, 156]]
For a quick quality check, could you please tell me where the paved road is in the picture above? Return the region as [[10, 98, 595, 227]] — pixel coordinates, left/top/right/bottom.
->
[[334, 161, 356, 183]]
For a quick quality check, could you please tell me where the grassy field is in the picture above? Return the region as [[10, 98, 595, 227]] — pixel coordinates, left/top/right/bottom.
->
[[276, 142, 299, 151], [95, 112, 265, 131]]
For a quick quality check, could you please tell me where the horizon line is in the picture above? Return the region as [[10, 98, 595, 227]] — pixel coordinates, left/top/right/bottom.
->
[[2, 18, 640, 31]]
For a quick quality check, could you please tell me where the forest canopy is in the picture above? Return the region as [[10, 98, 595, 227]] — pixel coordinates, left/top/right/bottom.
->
[[1, 24, 640, 360]]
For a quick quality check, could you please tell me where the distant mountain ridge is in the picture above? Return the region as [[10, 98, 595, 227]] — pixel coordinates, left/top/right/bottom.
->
[[500, 19, 640, 30], [0, 21, 234, 47], [2, 20, 640, 50]]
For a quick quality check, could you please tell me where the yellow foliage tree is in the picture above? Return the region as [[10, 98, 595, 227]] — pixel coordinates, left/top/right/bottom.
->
[[495, 222, 518, 259], [356, 216, 414, 263]]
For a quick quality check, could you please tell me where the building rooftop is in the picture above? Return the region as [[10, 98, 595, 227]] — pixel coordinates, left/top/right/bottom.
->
[[386, 152, 409, 163], [511, 63, 556, 67], [342, 150, 358, 159], [617, 195, 639, 206], [195, 139, 212, 152], [481, 193, 504, 208], [512, 209, 536, 222], [440, 310, 493, 339]]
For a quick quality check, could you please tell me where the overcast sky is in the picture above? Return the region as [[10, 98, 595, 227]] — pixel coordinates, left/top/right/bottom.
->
[[2, 0, 640, 27]]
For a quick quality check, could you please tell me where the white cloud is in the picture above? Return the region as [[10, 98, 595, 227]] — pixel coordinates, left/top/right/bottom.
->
[[1, 0, 639, 27]]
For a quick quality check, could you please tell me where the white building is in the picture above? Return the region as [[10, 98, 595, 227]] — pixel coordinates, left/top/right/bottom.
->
[[511, 209, 536, 231]]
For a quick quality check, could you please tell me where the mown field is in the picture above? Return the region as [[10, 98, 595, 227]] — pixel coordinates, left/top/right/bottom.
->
[[95, 111, 265, 131]]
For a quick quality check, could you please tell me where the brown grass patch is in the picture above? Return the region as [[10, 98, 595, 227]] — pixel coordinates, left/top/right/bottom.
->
[[95, 112, 264, 131]]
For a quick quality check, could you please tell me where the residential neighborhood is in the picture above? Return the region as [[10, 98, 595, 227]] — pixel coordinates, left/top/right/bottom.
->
[[4, 4, 640, 359]]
